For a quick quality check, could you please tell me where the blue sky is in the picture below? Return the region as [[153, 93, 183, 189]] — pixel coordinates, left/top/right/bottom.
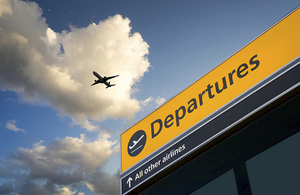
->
[[0, 0, 299, 194]]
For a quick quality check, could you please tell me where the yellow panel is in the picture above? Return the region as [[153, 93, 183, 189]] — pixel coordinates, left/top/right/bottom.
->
[[121, 7, 300, 172]]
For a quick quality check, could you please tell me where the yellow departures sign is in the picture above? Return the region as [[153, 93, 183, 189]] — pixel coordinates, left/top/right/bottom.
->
[[121, 6, 300, 173]]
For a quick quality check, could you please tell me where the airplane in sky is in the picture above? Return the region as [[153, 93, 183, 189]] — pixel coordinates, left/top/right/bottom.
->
[[91, 71, 119, 88]]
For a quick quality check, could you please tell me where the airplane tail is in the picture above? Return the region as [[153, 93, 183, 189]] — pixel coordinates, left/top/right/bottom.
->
[[106, 82, 116, 89], [106, 84, 116, 89]]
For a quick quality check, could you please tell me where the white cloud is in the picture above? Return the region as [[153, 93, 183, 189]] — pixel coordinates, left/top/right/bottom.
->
[[0, 0, 150, 130], [155, 96, 166, 106], [58, 187, 80, 195], [6, 119, 26, 133], [0, 0, 13, 17], [0, 133, 119, 194], [141, 96, 153, 106], [70, 118, 99, 132], [140, 96, 166, 108]]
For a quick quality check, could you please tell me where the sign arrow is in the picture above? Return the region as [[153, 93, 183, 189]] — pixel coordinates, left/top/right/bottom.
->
[[127, 177, 133, 188]]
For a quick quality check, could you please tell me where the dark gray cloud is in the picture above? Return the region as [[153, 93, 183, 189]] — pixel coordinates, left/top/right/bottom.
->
[[0, 133, 119, 194], [86, 169, 120, 195]]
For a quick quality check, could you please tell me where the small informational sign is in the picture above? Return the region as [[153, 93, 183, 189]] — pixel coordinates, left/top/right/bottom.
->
[[121, 6, 300, 195]]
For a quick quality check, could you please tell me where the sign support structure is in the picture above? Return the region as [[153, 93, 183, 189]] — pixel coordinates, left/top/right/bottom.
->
[[120, 6, 300, 195]]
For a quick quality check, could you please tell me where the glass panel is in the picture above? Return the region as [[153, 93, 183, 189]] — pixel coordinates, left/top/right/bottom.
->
[[190, 169, 238, 195], [246, 131, 300, 195]]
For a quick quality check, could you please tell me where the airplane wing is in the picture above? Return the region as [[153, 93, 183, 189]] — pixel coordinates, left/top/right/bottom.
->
[[105, 75, 119, 80], [93, 71, 102, 79]]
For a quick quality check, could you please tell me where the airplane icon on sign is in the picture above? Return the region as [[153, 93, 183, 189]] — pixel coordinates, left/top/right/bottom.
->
[[127, 130, 146, 157], [129, 135, 144, 150]]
